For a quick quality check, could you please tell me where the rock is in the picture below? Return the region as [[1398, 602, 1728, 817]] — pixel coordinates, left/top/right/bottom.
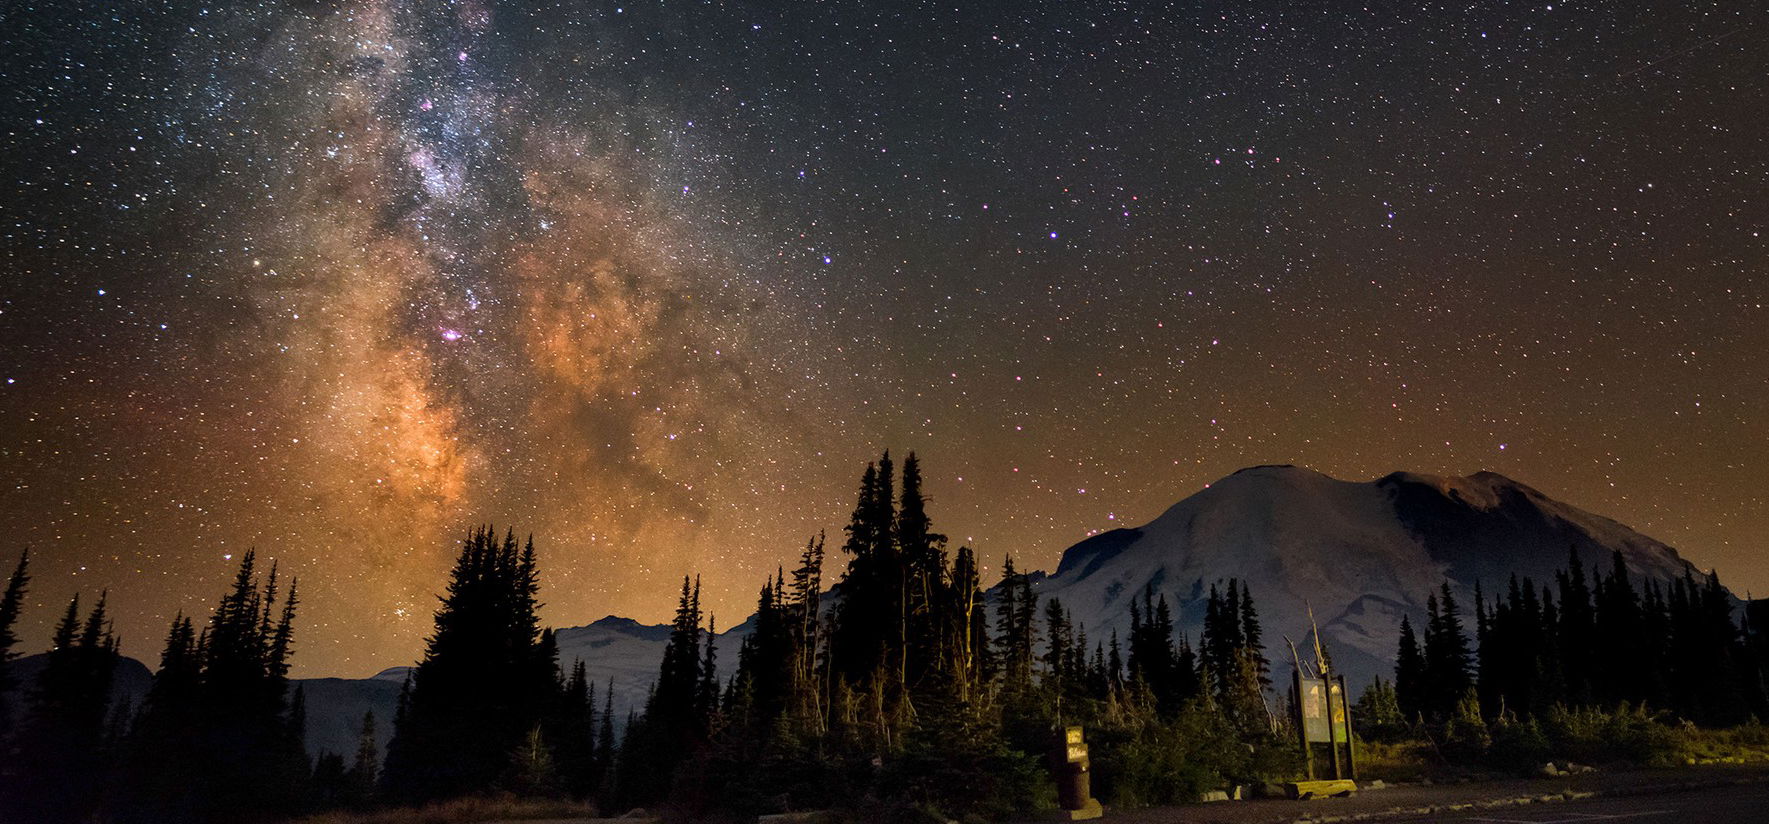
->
[[1366, 779, 1387, 790], [1536, 762, 1562, 778]]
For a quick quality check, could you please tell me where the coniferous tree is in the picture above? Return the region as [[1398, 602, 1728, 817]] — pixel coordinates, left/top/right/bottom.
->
[[1238, 581, 1271, 693], [594, 683, 616, 804], [698, 614, 721, 733], [382, 529, 556, 803], [122, 613, 202, 819], [1394, 615, 1425, 722], [553, 660, 597, 799], [1106, 630, 1124, 690], [346, 710, 379, 807], [6, 592, 120, 824], [896, 452, 949, 692], [0, 550, 28, 745], [993, 556, 1036, 700], [616, 575, 714, 805], [1593, 551, 1644, 706], [946, 544, 987, 704], [1199, 581, 1268, 732], [1042, 597, 1074, 714], [1555, 547, 1596, 705], [1423, 583, 1472, 720], [161, 551, 308, 820], [1126, 585, 1192, 714]]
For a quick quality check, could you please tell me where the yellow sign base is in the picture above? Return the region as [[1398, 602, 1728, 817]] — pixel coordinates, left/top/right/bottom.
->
[[1285, 779, 1357, 799]]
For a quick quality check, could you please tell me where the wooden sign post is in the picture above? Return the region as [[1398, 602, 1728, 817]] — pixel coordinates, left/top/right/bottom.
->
[[1046, 726, 1104, 820], [1288, 670, 1358, 798]]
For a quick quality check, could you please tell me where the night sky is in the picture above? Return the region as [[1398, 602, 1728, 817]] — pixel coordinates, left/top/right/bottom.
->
[[2, 1, 1763, 676]]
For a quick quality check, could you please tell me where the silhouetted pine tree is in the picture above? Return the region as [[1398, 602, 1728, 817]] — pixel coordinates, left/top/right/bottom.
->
[[346, 710, 379, 807], [594, 683, 616, 804], [1394, 615, 1425, 722], [898, 453, 948, 691], [1593, 551, 1644, 706], [0, 550, 28, 747], [1126, 585, 1193, 714], [615, 575, 713, 805], [135, 551, 308, 821], [946, 544, 988, 705], [831, 458, 897, 689], [1423, 583, 1473, 721], [5, 592, 119, 824], [1555, 547, 1596, 705], [554, 660, 597, 799], [382, 528, 556, 803], [993, 556, 1037, 702], [1199, 581, 1269, 732]]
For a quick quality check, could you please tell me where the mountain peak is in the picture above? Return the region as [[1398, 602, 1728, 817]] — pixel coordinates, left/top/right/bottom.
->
[[1039, 466, 1708, 689]]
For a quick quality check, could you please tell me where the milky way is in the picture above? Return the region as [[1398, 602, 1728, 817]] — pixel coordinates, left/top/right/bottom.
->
[[2, 2, 1764, 675]]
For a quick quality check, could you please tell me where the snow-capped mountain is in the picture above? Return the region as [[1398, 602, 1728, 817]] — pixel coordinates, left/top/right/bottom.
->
[[1033, 464, 1713, 689]]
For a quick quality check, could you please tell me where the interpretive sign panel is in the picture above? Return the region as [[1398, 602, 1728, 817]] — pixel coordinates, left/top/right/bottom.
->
[[1298, 677, 1348, 744]]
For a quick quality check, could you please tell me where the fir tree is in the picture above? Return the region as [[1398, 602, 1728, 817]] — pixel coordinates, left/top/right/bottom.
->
[[1394, 615, 1424, 722], [1424, 583, 1472, 720], [594, 683, 616, 805], [617, 574, 714, 804], [1555, 547, 1596, 705], [382, 528, 556, 803], [347, 710, 379, 807], [6, 592, 119, 823], [554, 660, 597, 799], [0, 549, 28, 744]]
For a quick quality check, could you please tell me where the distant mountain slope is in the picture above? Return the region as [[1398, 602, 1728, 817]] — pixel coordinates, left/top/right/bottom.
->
[[1035, 465, 1714, 689], [552, 615, 747, 726], [10, 465, 1717, 757]]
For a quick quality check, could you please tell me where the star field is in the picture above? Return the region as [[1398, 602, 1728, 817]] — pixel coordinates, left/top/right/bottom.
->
[[2, 1, 1764, 675]]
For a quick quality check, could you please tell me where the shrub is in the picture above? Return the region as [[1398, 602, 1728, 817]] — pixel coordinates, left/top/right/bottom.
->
[[1441, 689, 1491, 762], [1087, 698, 1262, 807], [1541, 703, 1679, 766], [876, 715, 1048, 821], [1486, 716, 1551, 773]]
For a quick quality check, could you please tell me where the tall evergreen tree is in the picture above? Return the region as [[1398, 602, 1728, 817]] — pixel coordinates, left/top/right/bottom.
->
[[6, 592, 120, 824], [1593, 551, 1644, 706], [0, 550, 28, 745], [1394, 615, 1425, 722], [594, 683, 616, 805], [1555, 547, 1596, 705], [616, 575, 715, 805], [1423, 583, 1472, 720], [346, 710, 379, 806], [382, 528, 556, 803], [993, 556, 1036, 699], [554, 660, 597, 799]]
